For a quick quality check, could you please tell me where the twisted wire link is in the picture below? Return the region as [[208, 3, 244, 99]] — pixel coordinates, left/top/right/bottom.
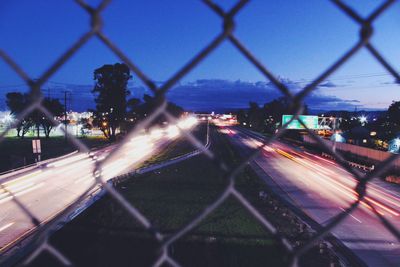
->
[[0, 0, 399, 266]]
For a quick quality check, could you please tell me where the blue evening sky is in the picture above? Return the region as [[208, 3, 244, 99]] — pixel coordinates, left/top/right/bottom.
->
[[0, 0, 399, 110]]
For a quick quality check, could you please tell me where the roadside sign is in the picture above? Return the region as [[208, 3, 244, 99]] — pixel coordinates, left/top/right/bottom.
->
[[282, 115, 319, 130], [32, 139, 41, 154]]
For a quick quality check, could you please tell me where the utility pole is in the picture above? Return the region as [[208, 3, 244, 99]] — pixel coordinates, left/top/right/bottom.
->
[[64, 91, 68, 141], [332, 117, 337, 153]]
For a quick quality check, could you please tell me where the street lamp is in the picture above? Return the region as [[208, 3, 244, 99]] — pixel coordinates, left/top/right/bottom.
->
[[359, 115, 367, 125], [4, 113, 13, 122]]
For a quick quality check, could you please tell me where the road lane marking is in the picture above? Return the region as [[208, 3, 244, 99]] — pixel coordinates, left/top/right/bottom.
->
[[309, 170, 390, 216], [0, 190, 10, 199], [0, 183, 45, 204], [0, 195, 17, 204], [74, 174, 94, 184], [0, 222, 14, 233], [15, 183, 44, 197], [340, 207, 362, 223], [281, 150, 400, 217], [47, 153, 89, 168], [301, 150, 400, 209], [2, 170, 42, 187], [6, 182, 35, 192]]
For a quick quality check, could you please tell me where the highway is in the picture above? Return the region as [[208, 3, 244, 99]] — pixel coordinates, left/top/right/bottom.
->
[[0, 117, 197, 257], [225, 126, 400, 267]]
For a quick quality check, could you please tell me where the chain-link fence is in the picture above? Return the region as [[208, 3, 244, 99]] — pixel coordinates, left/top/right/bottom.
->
[[0, 0, 400, 266]]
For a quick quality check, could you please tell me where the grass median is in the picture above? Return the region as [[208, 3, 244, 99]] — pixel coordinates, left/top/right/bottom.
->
[[140, 122, 208, 167]]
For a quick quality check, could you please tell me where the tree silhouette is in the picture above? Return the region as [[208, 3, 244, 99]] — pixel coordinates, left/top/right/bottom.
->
[[6, 92, 64, 138], [5, 92, 32, 138], [41, 97, 64, 138], [384, 101, 400, 140], [126, 94, 184, 128], [247, 102, 264, 131], [388, 101, 400, 125], [92, 63, 132, 140], [236, 96, 307, 134]]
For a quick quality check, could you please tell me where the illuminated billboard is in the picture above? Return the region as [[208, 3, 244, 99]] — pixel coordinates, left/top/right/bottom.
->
[[282, 115, 319, 130]]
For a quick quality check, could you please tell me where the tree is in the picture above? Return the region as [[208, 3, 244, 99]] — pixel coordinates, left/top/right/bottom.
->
[[6, 92, 32, 138], [79, 117, 93, 136], [126, 94, 184, 128], [236, 109, 248, 126], [384, 101, 400, 140], [336, 113, 361, 132], [41, 98, 64, 138], [388, 101, 400, 125], [263, 97, 292, 133], [247, 102, 264, 131], [235, 96, 295, 133], [92, 63, 132, 140]]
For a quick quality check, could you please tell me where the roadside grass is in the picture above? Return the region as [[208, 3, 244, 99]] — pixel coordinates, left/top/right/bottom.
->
[[0, 136, 109, 173], [26, 125, 289, 267]]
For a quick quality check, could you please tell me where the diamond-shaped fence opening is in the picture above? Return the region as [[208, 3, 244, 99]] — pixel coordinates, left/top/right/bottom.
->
[[0, 0, 399, 266]]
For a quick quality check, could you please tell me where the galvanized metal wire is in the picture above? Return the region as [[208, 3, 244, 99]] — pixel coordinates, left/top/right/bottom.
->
[[0, 0, 399, 266]]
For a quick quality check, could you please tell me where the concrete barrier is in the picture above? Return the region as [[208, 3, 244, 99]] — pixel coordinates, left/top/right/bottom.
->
[[304, 135, 400, 168]]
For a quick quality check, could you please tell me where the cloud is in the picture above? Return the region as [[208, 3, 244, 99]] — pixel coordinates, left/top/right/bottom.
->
[[318, 81, 340, 88], [380, 80, 399, 85], [303, 94, 360, 111], [0, 79, 361, 112], [165, 79, 360, 111]]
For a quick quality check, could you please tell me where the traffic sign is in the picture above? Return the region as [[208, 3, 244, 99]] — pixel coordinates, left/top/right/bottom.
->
[[32, 139, 41, 154], [282, 115, 319, 129]]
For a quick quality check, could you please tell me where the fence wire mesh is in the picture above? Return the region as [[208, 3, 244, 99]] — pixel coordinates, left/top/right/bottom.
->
[[0, 0, 399, 266]]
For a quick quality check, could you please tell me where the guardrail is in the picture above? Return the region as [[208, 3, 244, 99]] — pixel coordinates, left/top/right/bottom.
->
[[0, 150, 79, 183], [321, 152, 374, 172]]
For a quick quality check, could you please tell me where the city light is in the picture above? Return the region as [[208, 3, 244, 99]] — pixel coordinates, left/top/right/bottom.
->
[[331, 133, 346, 143], [149, 128, 163, 139], [4, 113, 13, 122], [166, 125, 179, 138], [177, 116, 198, 130], [395, 138, 400, 147], [0, 112, 14, 124], [359, 115, 368, 125], [388, 138, 400, 154]]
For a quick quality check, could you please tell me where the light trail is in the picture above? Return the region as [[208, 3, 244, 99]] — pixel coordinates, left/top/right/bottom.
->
[[231, 127, 400, 265], [0, 183, 45, 204], [235, 129, 400, 217], [0, 116, 200, 255], [0, 222, 14, 233]]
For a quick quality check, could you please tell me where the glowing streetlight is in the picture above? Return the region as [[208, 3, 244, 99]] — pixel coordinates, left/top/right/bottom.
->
[[1, 112, 14, 125], [359, 115, 368, 125], [4, 113, 13, 122]]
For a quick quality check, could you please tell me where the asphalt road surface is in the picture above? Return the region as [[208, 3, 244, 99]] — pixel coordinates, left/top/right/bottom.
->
[[225, 126, 400, 267]]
